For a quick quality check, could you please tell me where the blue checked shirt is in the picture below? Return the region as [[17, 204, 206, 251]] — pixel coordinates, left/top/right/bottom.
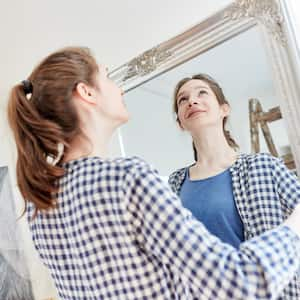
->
[[27, 156, 300, 299], [169, 153, 300, 300]]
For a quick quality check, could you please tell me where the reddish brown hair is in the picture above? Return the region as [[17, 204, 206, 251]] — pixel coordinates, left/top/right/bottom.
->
[[173, 74, 239, 161], [7, 47, 99, 217]]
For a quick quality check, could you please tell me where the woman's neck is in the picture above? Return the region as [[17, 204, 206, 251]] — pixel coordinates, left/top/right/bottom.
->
[[189, 127, 238, 179], [63, 121, 114, 163]]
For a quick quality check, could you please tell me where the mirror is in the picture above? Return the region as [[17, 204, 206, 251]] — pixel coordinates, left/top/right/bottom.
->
[[110, 0, 300, 176]]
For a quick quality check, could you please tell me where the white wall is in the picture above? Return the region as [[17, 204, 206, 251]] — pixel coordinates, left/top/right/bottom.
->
[[0, 0, 232, 163], [0, 1, 232, 299], [0, 0, 232, 110]]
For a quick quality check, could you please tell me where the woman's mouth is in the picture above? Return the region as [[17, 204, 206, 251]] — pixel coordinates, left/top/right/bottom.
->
[[187, 109, 206, 119]]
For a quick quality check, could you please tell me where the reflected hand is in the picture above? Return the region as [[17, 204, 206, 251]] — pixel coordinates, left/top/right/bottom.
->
[[284, 203, 300, 237]]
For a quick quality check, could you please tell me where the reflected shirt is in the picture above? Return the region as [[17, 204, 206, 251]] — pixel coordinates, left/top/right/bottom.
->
[[180, 168, 244, 248], [169, 153, 300, 299]]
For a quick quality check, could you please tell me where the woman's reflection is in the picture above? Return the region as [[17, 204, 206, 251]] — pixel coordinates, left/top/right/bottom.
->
[[168, 73, 300, 299]]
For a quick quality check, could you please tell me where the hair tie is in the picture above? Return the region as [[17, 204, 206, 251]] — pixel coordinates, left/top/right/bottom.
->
[[46, 143, 65, 166], [21, 80, 33, 100]]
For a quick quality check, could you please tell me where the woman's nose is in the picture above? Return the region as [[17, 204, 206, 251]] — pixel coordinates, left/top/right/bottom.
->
[[188, 97, 198, 106]]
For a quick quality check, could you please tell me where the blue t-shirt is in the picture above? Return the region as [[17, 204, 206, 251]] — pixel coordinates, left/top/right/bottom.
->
[[180, 168, 244, 248]]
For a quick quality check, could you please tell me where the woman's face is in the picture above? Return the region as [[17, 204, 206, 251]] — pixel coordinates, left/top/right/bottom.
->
[[176, 79, 229, 132], [95, 65, 129, 125]]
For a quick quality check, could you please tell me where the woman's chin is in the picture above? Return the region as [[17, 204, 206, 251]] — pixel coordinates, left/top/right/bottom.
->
[[118, 112, 130, 125], [187, 120, 214, 132]]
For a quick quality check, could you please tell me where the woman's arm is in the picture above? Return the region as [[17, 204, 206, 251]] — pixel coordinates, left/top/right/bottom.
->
[[271, 156, 300, 212], [125, 158, 300, 300]]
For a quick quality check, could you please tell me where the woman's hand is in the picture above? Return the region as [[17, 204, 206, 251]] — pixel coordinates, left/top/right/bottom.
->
[[284, 203, 300, 237]]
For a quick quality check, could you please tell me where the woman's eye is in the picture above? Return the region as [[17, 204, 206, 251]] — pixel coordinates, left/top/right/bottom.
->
[[199, 90, 207, 95], [178, 97, 187, 104]]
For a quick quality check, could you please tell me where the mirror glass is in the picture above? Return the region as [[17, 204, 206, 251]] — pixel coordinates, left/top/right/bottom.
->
[[121, 26, 292, 176]]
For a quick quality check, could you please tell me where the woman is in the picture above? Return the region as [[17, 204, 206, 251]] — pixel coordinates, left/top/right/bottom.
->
[[169, 73, 300, 299], [7, 48, 300, 300]]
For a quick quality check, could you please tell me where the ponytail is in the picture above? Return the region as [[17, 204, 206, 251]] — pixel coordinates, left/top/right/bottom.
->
[[7, 84, 65, 217], [7, 47, 99, 217]]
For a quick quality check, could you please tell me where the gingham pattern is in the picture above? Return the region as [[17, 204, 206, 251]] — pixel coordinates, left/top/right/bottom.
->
[[27, 156, 300, 299], [169, 153, 300, 299]]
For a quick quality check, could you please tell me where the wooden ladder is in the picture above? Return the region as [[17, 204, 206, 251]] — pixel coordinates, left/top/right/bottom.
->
[[249, 98, 295, 170]]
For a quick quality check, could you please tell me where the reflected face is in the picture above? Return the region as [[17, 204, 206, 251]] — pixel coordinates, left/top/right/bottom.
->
[[95, 65, 129, 125], [176, 79, 228, 131]]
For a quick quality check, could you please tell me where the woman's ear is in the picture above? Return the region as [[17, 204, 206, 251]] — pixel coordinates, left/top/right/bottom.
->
[[221, 103, 230, 117], [74, 82, 96, 104]]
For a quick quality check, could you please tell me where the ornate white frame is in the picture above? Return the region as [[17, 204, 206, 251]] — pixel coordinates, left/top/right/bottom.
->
[[110, 0, 300, 173]]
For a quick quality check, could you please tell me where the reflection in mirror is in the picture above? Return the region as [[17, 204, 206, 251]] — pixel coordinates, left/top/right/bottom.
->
[[112, 2, 300, 298], [121, 26, 293, 176]]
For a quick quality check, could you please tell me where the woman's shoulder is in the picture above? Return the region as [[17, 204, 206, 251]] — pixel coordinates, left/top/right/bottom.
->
[[116, 156, 152, 170], [169, 167, 186, 179], [62, 156, 154, 177], [113, 156, 160, 178], [168, 167, 187, 187], [238, 152, 282, 169]]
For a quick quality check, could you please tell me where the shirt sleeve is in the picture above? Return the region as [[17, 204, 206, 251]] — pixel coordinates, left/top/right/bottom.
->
[[168, 171, 179, 194], [270, 156, 300, 213], [124, 158, 300, 300]]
